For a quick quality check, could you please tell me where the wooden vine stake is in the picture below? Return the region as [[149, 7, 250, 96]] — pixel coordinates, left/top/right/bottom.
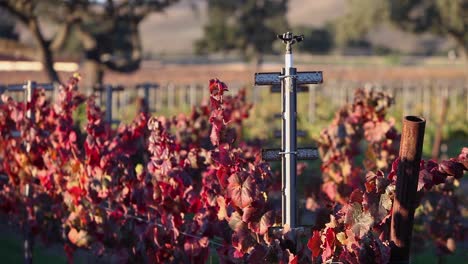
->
[[390, 115, 426, 263]]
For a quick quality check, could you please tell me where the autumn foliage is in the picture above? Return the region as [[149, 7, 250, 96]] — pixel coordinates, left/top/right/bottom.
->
[[0, 77, 466, 263]]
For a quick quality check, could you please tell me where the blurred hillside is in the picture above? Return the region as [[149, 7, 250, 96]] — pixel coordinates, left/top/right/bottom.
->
[[2, 0, 463, 89], [135, 0, 451, 56]]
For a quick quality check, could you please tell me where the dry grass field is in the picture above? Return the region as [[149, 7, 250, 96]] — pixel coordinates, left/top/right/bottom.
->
[[0, 62, 466, 87]]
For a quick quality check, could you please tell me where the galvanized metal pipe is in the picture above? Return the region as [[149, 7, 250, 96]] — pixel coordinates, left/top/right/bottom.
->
[[281, 68, 286, 226], [283, 67, 297, 228], [25, 81, 35, 122], [390, 115, 426, 263], [24, 80, 34, 264]]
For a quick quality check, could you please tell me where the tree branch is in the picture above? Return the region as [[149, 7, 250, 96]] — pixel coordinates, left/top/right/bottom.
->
[[116, 0, 178, 20], [0, 1, 33, 25]]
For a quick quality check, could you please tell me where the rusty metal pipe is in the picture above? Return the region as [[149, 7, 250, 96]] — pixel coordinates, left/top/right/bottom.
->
[[390, 115, 426, 263]]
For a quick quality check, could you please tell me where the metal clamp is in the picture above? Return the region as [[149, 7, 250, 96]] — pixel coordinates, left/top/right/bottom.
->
[[278, 151, 297, 155], [279, 74, 297, 79]]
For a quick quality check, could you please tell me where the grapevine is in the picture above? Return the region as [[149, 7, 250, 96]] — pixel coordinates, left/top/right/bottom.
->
[[0, 77, 466, 264]]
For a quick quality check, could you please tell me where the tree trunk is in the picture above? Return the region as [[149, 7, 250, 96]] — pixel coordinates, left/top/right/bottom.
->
[[82, 59, 104, 95], [251, 53, 263, 72], [28, 19, 61, 84], [38, 43, 60, 85]]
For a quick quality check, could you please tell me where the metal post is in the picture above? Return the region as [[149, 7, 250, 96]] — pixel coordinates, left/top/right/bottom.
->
[[202, 83, 208, 104], [145, 85, 151, 110], [465, 82, 468, 121], [279, 32, 303, 228], [139, 84, 150, 112], [189, 83, 196, 107], [168, 83, 174, 110], [98, 85, 103, 107], [280, 68, 286, 226], [178, 85, 185, 108], [25, 81, 35, 122], [423, 81, 431, 120], [431, 86, 448, 160], [115, 89, 121, 115], [24, 81, 35, 264], [155, 84, 161, 112], [144, 85, 150, 103], [255, 32, 321, 229], [390, 116, 425, 263], [105, 85, 112, 124], [283, 66, 297, 227]]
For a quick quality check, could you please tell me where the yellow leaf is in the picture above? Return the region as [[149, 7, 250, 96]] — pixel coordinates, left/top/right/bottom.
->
[[216, 196, 227, 221], [342, 162, 351, 177], [336, 232, 347, 245], [68, 228, 89, 247], [104, 174, 112, 182], [135, 164, 144, 175]]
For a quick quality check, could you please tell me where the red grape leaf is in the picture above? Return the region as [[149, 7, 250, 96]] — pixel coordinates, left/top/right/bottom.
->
[[242, 206, 259, 223], [323, 228, 335, 260], [247, 245, 267, 263], [227, 174, 255, 209], [307, 230, 322, 258], [322, 181, 338, 201], [228, 211, 244, 233], [349, 189, 363, 203], [216, 196, 228, 221], [439, 160, 464, 179], [230, 211, 255, 254], [184, 239, 202, 257], [343, 203, 374, 238], [216, 166, 230, 188], [258, 210, 274, 235], [289, 255, 298, 264]]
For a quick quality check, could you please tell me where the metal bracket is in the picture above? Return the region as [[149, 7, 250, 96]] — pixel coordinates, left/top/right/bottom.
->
[[262, 148, 319, 161], [278, 151, 297, 155], [279, 74, 297, 79], [255, 71, 323, 86]]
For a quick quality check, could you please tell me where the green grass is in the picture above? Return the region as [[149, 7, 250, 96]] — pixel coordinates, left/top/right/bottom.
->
[[0, 235, 67, 264], [1, 230, 465, 263], [411, 246, 467, 264]]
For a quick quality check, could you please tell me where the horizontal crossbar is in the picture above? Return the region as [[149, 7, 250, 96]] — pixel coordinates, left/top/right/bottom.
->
[[4, 83, 53, 92], [262, 148, 319, 161], [136, 83, 159, 89], [255, 71, 323, 85], [94, 85, 125, 91], [270, 84, 309, 93]]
